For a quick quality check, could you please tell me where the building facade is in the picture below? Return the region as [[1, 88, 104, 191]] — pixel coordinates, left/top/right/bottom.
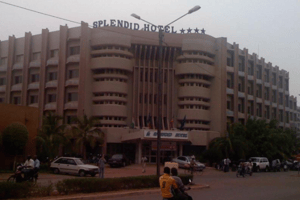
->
[[0, 22, 298, 163]]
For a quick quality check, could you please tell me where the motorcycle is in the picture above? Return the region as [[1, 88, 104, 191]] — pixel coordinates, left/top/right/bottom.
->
[[7, 164, 38, 183], [281, 161, 289, 172], [163, 179, 193, 200], [236, 165, 245, 178]]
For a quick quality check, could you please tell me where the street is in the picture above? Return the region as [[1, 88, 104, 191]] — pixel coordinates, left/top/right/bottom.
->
[[108, 170, 300, 200]]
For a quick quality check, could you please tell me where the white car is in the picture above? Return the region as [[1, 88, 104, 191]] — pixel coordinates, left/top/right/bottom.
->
[[249, 157, 270, 172], [172, 156, 206, 170], [50, 157, 99, 177]]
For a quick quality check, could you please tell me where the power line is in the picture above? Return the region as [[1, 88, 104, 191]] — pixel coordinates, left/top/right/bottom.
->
[[0, 0, 223, 81], [0, 0, 162, 44]]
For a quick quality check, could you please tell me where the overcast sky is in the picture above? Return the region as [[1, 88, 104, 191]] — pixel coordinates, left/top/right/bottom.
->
[[0, 0, 299, 104]]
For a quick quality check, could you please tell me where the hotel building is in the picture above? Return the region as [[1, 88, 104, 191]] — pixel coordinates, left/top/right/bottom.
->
[[0, 22, 298, 163]]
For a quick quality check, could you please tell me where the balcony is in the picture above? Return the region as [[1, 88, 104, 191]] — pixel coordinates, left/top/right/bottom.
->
[[238, 71, 245, 77], [226, 110, 234, 116], [28, 82, 40, 90], [46, 57, 59, 66], [64, 101, 78, 110], [226, 66, 234, 72], [272, 85, 277, 90], [29, 60, 41, 68], [256, 79, 262, 84], [238, 92, 245, 98], [45, 80, 58, 88], [226, 88, 234, 94], [11, 84, 22, 91], [65, 79, 79, 87], [264, 100, 270, 105], [66, 55, 80, 64], [264, 82, 270, 87], [247, 75, 254, 80], [44, 103, 56, 110], [256, 98, 262, 103], [247, 95, 254, 100], [12, 63, 23, 70]]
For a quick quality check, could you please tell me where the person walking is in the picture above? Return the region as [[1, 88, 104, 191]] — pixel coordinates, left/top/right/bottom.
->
[[159, 167, 179, 200], [33, 155, 40, 175], [141, 156, 147, 173], [98, 154, 106, 178]]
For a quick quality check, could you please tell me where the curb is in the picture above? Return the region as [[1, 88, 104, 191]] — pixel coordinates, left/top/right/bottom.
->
[[42, 184, 210, 200]]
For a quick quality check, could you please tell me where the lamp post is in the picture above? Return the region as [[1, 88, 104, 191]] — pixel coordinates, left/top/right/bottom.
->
[[131, 5, 200, 176]]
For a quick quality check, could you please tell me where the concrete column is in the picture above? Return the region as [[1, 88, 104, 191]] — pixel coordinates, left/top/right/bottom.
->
[[179, 144, 183, 156], [135, 140, 142, 164]]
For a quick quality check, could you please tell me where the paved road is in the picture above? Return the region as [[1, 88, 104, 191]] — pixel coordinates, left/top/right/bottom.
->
[[108, 170, 300, 200]]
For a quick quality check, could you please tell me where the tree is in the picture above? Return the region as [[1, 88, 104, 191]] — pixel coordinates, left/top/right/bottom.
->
[[69, 115, 104, 160], [36, 112, 67, 160], [2, 123, 29, 170]]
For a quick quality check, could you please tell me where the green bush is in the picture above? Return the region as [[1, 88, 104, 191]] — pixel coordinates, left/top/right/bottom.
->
[[0, 182, 32, 199], [56, 174, 193, 195]]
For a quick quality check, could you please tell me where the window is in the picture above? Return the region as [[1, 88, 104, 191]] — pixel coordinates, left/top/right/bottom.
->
[[30, 74, 40, 83], [14, 76, 22, 84], [32, 52, 41, 60], [48, 94, 56, 103], [68, 69, 79, 79], [30, 95, 38, 104], [0, 57, 7, 65], [13, 96, 21, 105], [70, 46, 80, 55], [68, 93, 78, 102], [0, 78, 5, 85], [16, 55, 23, 63], [50, 49, 59, 58], [48, 72, 57, 81]]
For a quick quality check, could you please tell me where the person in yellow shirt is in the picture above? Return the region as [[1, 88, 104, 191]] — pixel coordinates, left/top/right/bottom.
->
[[159, 167, 178, 200]]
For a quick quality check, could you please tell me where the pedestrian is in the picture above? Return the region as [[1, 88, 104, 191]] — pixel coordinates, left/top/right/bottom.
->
[[223, 158, 227, 172], [141, 156, 147, 173], [33, 155, 40, 175], [98, 154, 106, 178]]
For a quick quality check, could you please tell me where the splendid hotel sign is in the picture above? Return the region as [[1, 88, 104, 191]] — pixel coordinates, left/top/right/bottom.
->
[[93, 19, 205, 34], [144, 130, 188, 140]]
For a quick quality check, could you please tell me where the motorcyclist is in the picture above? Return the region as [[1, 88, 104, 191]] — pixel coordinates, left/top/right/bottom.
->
[[23, 155, 34, 180], [171, 168, 191, 200], [159, 167, 178, 200]]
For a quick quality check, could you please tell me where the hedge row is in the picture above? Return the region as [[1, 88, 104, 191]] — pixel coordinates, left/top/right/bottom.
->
[[55, 174, 193, 195], [0, 174, 192, 199], [0, 181, 54, 199]]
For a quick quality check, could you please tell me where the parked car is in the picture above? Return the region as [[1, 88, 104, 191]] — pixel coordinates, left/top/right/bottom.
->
[[249, 157, 270, 172], [108, 154, 131, 167], [172, 156, 205, 171], [50, 157, 99, 177]]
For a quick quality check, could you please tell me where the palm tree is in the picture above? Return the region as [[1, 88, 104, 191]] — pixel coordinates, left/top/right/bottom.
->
[[36, 112, 68, 160], [69, 115, 104, 160]]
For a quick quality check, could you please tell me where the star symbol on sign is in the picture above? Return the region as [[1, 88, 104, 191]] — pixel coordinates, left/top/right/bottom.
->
[[194, 28, 199, 33], [201, 28, 206, 34], [187, 28, 192, 33], [180, 28, 185, 34]]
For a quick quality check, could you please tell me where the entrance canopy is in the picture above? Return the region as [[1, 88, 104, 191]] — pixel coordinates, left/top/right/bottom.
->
[[121, 129, 220, 146]]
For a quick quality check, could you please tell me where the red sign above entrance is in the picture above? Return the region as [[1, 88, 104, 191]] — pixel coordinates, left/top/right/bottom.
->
[[152, 141, 177, 151]]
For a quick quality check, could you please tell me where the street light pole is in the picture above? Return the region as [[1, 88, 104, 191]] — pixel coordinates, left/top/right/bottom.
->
[[157, 29, 163, 176], [131, 5, 201, 176]]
